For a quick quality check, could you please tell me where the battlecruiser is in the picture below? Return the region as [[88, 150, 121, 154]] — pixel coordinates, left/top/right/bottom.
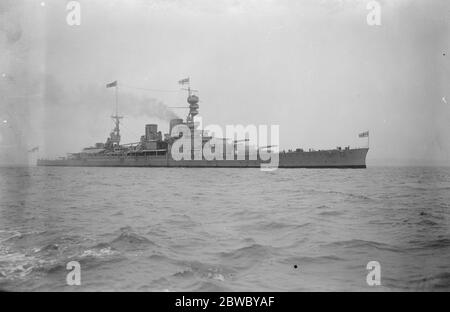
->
[[37, 80, 368, 168]]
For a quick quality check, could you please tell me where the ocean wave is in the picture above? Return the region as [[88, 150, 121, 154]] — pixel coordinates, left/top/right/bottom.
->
[[109, 227, 158, 251], [81, 247, 117, 258], [410, 272, 450, 290], [425, 238, 450, 249], [173, 268, 195, 278], [33, 262, 66, 275], [417, 219, 439, 226], [405, 237, 450, 251], [0, 230, 47, 244], [193, 280, 231, 292], [384, 272, 450, 291], [219, 244, 273, 260], [147, 253, 171, 262], [216, 243, 278, 272], [0, 252, 41, 279], [305, 188, 375, 202], [166, 214, 200, 228], [317, 210, 343, 217], [170, 259, 235, 285], [426, 272, 450, 290], [0, 234, 127, 283], [253, 221, 311, 231], [283, 254, 344, 265], [33, 243, 60, 256], [33, 248, 123, 276]]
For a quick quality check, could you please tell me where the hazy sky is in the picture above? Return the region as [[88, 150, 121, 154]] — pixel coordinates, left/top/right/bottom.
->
[[0, 0, 449, 165]]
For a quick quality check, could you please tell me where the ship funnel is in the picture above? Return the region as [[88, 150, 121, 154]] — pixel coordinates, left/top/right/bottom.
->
[[145, 124, 158, 140]]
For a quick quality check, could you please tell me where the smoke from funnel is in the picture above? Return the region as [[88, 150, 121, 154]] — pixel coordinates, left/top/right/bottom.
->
[[0, 1, 182, 163], [133, 97, 179, 121]]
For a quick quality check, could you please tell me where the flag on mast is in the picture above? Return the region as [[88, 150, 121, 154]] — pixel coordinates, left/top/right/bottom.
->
[[106, 81, 117, 88], [178, 77, 190, 85], [358, 131, 369, 138]]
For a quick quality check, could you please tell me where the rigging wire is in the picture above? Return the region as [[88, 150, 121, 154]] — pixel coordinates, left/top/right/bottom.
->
[[120, 83, 180, 93]]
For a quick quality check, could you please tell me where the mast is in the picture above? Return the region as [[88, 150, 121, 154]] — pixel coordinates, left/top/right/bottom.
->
[[115, 83, 118, 116], [178, 77, 199, 124], [178, 77, 201, 159], [106, 80, 122, 146]]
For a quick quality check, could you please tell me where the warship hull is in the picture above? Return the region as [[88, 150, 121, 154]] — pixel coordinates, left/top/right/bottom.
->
[[37, 148, 368, 168]]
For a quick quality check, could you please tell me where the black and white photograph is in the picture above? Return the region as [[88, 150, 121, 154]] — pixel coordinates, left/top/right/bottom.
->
[[0, 0, 449, 298]]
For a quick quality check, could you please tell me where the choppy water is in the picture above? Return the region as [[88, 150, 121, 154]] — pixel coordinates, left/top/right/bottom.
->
[[0, 166, 449, 291]]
